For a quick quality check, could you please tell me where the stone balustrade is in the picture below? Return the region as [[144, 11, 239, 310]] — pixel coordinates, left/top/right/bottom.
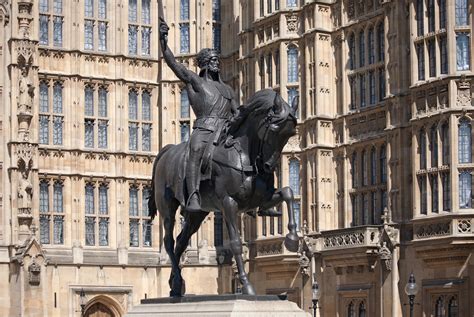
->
[[413, 216, 474, 240], [321, 226, 382, 250]]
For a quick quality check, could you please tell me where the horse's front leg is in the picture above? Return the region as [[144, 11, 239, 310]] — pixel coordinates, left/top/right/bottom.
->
[[257, 187, 299, 252], [222, 196, 256, 295]]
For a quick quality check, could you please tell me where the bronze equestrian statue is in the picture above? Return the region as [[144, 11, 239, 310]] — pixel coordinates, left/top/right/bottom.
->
[[149, 18, 300, 297]]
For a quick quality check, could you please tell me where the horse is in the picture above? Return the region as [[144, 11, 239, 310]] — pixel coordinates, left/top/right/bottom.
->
[[148, 89, 300, 297]]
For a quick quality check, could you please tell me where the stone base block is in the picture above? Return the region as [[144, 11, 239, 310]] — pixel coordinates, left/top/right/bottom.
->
[[125, 295, 309, 317]]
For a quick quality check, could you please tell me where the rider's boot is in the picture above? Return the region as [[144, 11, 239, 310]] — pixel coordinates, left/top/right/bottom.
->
[[185, 160, 201, 212]]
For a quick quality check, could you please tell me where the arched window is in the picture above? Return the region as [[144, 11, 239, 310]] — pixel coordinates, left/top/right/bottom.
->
[[448, 295, 459, 317], [431, 174, 439, 213], [416, 0, 424, 36], [459, 171, 472, 208], [458, 119, 472, 163], [380, 145, 387, 183], [435, 296, 444, 317], [351, 195, 358, 226], [368, 27, 375, 64], [347, 301, 355, 317], [289, 159, 300, 195], [349, 33, 355, 70], [180, 89, 190, 118], [287, 45, 298, 82], [359, 301, 366, 317], [352, 152, 357, 188], [419, 129, 427, 169], [359, 30, 365, 67], [431, 125, 438, 167], [362, 194, 369, 225], [377, 23, 385, 62], [419, 175, 427, 214], [370, 147, 376, 185], [441, 122, 450, 165]]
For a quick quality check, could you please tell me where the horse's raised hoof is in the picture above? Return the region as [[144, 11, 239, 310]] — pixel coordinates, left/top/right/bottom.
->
[[284, 233, 299, 252], [242, 283, 256, 296]]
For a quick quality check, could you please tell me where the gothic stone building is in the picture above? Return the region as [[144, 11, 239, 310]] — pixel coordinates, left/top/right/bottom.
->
[[1, 0, 474, 317]]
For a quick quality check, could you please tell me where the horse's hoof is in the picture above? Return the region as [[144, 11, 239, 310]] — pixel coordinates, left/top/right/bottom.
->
[[242, 283, 256, 295], [284, 233, 299, 252]]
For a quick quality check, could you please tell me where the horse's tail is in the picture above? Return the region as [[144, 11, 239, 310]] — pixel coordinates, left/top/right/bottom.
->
[[148, 144, 174, 220]]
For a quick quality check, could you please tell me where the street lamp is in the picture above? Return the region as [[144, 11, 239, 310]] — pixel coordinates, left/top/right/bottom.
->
[[404, 273, 419, 317], [310, 281, 321, 317], [79, 288, 87, 317]]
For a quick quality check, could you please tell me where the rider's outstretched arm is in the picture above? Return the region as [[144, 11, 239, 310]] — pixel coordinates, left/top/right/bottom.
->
[[159, 18, 200, 90]]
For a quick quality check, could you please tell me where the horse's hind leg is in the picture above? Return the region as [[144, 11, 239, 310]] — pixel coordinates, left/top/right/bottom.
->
[[161, 199, 183, 297], [175, 211, 209, 263], [222, 196, 256, 295]]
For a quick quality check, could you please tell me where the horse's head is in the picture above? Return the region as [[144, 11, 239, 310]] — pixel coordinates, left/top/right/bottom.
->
[[245, 90, 298, 174]]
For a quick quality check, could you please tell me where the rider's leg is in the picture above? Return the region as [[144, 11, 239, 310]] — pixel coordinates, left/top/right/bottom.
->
[[185, 130, 209, 211]]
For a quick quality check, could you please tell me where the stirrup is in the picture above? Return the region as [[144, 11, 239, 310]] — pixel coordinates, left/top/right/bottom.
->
[[185, 192, 201, 212]]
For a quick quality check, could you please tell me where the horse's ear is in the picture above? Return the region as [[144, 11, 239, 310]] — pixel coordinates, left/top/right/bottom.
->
[[291, 95, 299, 114], [273, 93, 283, 114]]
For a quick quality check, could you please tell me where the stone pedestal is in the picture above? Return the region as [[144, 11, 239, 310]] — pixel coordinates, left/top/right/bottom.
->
[[125, 295, 309, 317]]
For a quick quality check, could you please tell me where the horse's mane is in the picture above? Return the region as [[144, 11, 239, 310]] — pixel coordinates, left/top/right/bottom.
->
[[239, 89, 276, 119]]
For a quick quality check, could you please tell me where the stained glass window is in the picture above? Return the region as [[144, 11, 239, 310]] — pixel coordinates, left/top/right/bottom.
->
[[431, 175, 439, 212], [459, 171, 471, 208], [287, 46, 298, 82], [128, 25, 138, 55], [40, 83, 49, 112], [289, 159, 300, 195], [142, 27, 151, 55], [416, 0, 424, 36], [370, 147, 376, 185], [98, 120, 107, 148], [129, 219, 139, 247], [180, 24, 190, 53], [143, 222, 152, 246], [142, 187, 151, 216], [142, 124, 151, 151], [98, 21, 107, 51], [420, 176, 427, 214], [53, 116, 63, 145], [442, 173, 451, 211], [378, 68, 386, 100], [85, 217, 95, 246], [98, 87, 107, 117], [369, 71, 375, 104], [85, 20, 94, 50], [142, 0, 151, 24], [455, 0, 469, 26], [428, 0, 435, 32], [351, 195, 358, 226], [458, 120, 471, 163], [287, 0, 297, 8], [40, 181, 49, 213], [352, 152, 357, 188], [129, 90, 138, 120], [99, 218, 108, 246], [213, 0, 221, 21], [129, 123, 138, 150], [456, 33, 471, 71], [85, 119, 94, 148], [85, 184, 95, 214], [362, 194, 369, 224], [180, 90, 190, 118], [129, 187, 139, 216], [40, 215, 50, 244], [349, 34, 355, 70], [428, 39, 436, 77], [53, 16, 62, 47], [129, 0, 138, 22], [39, 115, 49, 144], [85, 0, 93, 17], [53, 216, 64, 244], [99, 184, 108, 215], [99, 0, 107, 19], [439, 0, 446, 29], [359, 73, 366, 107], [214, 212, 223, 246], [441, 122, 450, 165], [180, 0, 190, 21], [40, 0, 49, 13], [293, 201, 300, 230], [53, 82, 62, 113], [275, 50, 280, 85], [440, 36, 448, 74], [417, 43, 425, 81], [213, 25, 221, 53], [377, 23, 385, 62], [39, 15, 49, 45], [181, 123, 190, 143], [288, 88, 298, 113], [368, 27, 374, 64], [361, 150, 367, 186]]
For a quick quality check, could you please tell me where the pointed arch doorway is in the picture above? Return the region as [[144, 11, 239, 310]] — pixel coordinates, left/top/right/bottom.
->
[[84, 302, 115, 317]]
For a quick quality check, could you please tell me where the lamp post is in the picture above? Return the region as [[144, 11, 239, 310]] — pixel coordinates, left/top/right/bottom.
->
[[310, 281, 321, 317], [404, 273, 418, 317], [79, 288, 86, 317]]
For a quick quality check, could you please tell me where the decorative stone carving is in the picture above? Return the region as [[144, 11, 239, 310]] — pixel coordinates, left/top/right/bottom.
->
[[414, 222, 451, 239], [16, 40, 35, 66], [286, 14, 298, 33], [347, 0, 355, 18], [456, 76, 472, 107], [28, 258, 41, 285], [378, 242, 392, 271], [18, 0, 33, 38]]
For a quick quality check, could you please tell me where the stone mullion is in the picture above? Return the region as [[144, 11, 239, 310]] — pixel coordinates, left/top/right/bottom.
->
[[412, 126, 419, 218]]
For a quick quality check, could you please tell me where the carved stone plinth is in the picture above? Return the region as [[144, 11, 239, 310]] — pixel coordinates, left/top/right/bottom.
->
[[126, 295, 307, 317]]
